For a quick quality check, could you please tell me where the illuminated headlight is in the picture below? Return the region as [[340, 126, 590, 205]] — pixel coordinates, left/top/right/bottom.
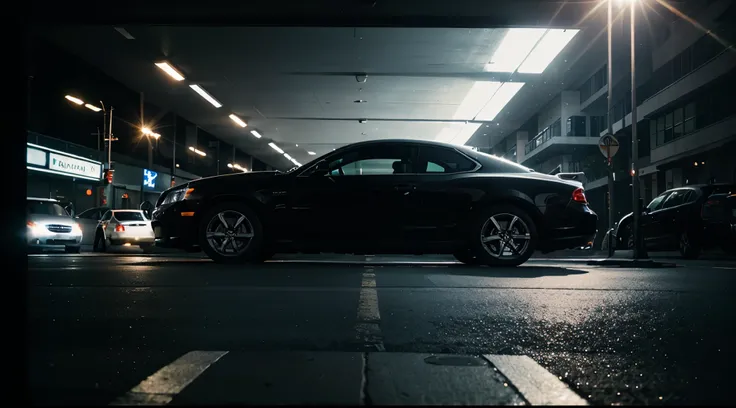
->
[[162, 187, 194, 205], [27, 221, 45, 236], [71, 223, 83, 235]]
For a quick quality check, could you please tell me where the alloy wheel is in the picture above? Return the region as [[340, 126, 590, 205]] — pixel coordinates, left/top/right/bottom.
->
[[205, 210, 255, 256], [479, 213, 532, 260]]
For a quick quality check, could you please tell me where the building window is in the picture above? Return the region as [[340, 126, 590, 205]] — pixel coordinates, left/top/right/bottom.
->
[[664, 112, 674, 143], [673, 107, 684, 140], [657, 116, 665, 146], [684, 102, 696, 134]]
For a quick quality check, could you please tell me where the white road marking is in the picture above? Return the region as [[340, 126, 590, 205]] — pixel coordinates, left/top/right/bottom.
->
[[714, 266, 736, 270], [110, 351, 228, 405], [355, 268, 385, 351], [484, 354, 588, 406]]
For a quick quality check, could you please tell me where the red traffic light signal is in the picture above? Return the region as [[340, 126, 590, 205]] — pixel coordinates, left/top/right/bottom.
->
[[104, 170, 114, 185]]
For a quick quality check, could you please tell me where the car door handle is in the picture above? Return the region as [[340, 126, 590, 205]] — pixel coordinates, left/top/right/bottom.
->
[[394, 185, 416, 192]]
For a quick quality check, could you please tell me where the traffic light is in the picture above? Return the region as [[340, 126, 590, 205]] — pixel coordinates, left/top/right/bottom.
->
[[103, 170, 114, 185]]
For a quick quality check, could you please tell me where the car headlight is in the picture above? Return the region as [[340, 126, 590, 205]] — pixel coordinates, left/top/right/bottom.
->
[[162, 186, 195, 205], [71, 223, 83, 235], [27, 221, 45, 236]]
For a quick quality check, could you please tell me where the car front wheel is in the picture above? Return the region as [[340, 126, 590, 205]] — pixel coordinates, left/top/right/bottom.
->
[[679, 230, 701, 259], [469, 204, 538, 267], [198, 202, 264, 264]]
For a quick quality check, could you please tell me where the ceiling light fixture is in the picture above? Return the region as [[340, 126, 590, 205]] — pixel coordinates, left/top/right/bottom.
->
[[485, 28, 547, 73], [114, 27, 136, 40], [268, 143, 284, 154], [188, 146, 207, 157], [250, 130, 262, 139], [155, 62, 185, 81], [189, 84, 222, 108], [475, 82, 525, 121], [228, 114, 247, 127], [284, 153, 292, 161], [291, 158, 301, 166], [517, 29, 580, 74], [307, 151, 316, 155], [453, 81, 503, 120], [65, 95, 84, 105], [84, 103, 102, 112]]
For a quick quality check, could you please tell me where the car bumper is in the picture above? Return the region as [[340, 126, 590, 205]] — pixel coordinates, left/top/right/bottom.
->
[[539, 205, 598, 253], [107, 233, 155, 246], [27, 233, 83, 248], [151, 201, 201, 249]]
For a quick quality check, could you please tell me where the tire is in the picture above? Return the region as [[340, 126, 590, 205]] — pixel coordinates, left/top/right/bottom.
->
[[93, 229, 108, 252], [468, 204, 538, 267], [65, 246, 81, 254], [453, 249, 481, 265], [198, 201, 264, 264], [679, 230, 701, 259]]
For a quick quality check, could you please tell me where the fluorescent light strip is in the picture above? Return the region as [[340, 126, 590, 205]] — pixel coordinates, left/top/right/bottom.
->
[[284, 153, 292, 161], [85, 103, 102, 112], [189, 85, 222, 108], [114, 27, 135, 40], [291, 159, 301, 166], [307, 151, 316, 155], [485, 28, 547, 73], [229, 114, 247, 127], [250, 130, 262, 138], [65, 95, 84, 105], [475, 82, 525, 121], [155, 62, 185, 81], [517, 29, 580, 74], [188, 146, 207, 157], [451, 122, 483, 146], [453, 81, 503, 120], [269, 143, 284, 154]]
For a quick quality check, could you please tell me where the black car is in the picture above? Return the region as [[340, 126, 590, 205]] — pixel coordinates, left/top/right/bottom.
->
[[151, 139, 597, 266], [614, 184, 736, 258]]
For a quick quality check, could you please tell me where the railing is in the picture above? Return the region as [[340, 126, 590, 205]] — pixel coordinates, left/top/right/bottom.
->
[[525, 118, 562, 155], [503, 145, 517, 161]]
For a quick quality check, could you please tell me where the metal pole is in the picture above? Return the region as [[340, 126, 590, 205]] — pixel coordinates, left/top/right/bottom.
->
[[630, 0, 641, 259], [606, 0, 615, 257], [217, 142, 221, 176], [172, 115, 177, 184], [108, 107, 113, 169]]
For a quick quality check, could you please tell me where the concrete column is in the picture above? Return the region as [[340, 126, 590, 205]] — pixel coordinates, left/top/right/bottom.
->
[[515, 131, 528, 163], [560, 91, 582, 136], [562, 155, 574, 173]]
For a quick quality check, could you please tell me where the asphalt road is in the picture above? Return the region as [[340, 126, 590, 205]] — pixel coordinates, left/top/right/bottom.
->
[[27, 252, 736, 405]]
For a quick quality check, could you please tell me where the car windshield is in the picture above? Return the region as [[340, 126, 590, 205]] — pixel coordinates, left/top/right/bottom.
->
[[114, 212, 145, 221], [27, 200, 67, 216]]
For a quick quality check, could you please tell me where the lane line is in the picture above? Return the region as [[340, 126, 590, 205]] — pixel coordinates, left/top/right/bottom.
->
[[110, 350, 228, 406], [484, 354, 588, 406], [355, 267, 385, 351], [714, 266, 736, 270]]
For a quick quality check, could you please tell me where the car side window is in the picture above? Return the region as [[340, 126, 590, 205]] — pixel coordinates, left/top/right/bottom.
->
[[417, 146, 476, 174], [78, 209, 99, 219], [661, 190, 688, 209], [647, 193, 669, 212], [324, 144, 415, 176], [101, 210, 112, 221]]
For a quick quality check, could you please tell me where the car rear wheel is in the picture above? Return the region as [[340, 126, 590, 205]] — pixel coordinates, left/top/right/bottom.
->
[[679, 230, 701, 259], [469, 204, 537, 267], [198, 202, 264, 264]]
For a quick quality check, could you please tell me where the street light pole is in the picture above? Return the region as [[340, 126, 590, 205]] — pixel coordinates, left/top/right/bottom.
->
[[629, 0, 642, 259], [606, 0, 616, 257]]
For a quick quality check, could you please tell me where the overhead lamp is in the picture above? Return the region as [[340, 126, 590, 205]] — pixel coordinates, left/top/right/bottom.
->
[[65, 95, 84, 105], [84, 103, 102, 112], [142, 127, 152, 135], [155, 62, 185, 81], [268, 143, 284, 154], [291, 159, 301, 166], [307, 151, 316, 155], [475, 82, 525, 121], [284, 153, 292, 161], [228, 163, 247, 172], [250, 130, 262, 139], [453, 81, 503, 120], [485, 28, 547, 73], [517, 29, 580, 74], [229, 114, 247, 127], [188, 146, 207, 157], [189, 84, 222, 108]]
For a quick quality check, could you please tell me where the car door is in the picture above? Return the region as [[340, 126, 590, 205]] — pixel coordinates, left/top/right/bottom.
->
[[408, 145, 479, 245], [76, 207, 105, 245], [287, 143, 418, 251], [648, 189, 691, 249], [99, 210, 113, 238]]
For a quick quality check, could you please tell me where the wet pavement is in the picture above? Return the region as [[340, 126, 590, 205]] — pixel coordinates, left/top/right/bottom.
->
[[27, 252, 736, 405]]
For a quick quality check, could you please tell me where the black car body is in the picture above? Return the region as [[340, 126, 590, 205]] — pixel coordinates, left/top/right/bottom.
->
[[613, 184, 736, 258], [151, 139, 597, 266]]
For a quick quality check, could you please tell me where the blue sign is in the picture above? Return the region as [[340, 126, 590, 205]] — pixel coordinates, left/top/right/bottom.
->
[[143, 169, 158, 189]]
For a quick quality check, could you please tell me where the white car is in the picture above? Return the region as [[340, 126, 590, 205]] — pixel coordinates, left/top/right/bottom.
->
[[92, 210, 155, 252], [27, 197, 83, 253]]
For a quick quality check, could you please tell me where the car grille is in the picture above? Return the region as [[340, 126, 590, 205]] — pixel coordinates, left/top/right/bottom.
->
[[46, 239, 76, 245], [46, 224, 72, 233]]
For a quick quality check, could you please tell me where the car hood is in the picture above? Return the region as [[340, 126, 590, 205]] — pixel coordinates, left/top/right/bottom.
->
[[28, 214, 76, 226]]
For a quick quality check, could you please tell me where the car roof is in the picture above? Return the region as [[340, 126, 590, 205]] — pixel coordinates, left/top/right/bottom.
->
[[27, 197, 59, 202]]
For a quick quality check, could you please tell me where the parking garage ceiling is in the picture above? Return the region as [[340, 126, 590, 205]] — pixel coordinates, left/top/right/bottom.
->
[[33, 1, 615, 170]]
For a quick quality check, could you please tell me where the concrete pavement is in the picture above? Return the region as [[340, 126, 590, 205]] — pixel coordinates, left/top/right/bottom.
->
[[27, 253, 736, 405]]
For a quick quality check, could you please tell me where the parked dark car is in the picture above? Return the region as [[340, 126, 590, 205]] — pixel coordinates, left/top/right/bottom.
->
[[151, 139, 597, 266], [613, 184, 736, 258]]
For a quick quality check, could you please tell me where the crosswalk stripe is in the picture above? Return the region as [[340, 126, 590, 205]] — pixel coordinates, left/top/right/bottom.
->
[[484, 354, 588, 405], [110, 351, 228, 406]]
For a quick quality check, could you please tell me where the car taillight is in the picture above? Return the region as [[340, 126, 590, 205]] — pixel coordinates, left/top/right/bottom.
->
[[115, 225, 125, 232], [572, 187, 587, 204]]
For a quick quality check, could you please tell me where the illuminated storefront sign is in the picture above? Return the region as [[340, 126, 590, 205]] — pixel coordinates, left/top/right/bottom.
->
[[143, 169, 158, 189], [26, 143, 102, 181]]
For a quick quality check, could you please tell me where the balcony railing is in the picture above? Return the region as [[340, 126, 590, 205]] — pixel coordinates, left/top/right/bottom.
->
[[525, 118, 562, 155]]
